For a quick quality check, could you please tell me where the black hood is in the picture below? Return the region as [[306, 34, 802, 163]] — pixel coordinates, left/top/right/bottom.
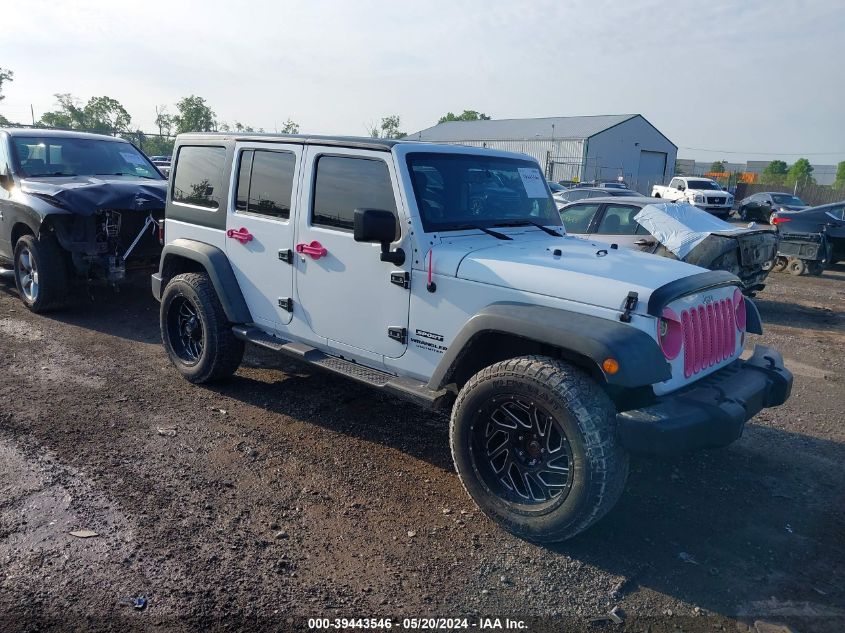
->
[[20, 175, 167, 215]]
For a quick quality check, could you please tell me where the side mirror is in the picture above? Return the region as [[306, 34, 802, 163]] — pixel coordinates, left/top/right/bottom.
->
[[353, 208, 405, 265]]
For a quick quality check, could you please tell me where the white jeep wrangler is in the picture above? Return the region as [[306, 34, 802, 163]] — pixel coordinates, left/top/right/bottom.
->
[[153, 134, 792, 542]]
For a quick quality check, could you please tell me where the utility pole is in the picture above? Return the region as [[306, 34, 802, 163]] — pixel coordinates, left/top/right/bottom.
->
[[30, 104, 35, 126]]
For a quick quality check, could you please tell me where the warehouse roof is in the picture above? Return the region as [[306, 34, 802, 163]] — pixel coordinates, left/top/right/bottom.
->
[[412, 114, 641, 142]]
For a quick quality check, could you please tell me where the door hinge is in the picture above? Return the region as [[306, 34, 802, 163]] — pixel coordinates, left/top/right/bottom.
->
[[387, 327, 407, 344], [390, 271, 410, 289], [619, 291, 638, 323], [278, 297, 293, 312], [278, 249, 293, 264]]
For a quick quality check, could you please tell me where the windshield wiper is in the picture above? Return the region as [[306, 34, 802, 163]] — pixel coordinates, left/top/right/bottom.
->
[[493, 220, 562, 237], [96, 173, 157, 179], [27, 172, 76, 177], [451, 225, 512, 240]]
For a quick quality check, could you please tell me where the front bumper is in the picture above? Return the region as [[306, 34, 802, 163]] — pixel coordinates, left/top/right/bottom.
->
[[616, 345, 792, 455]]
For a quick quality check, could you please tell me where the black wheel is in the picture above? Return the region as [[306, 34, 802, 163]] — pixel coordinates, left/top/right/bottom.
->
[[772, 256, 788, 273], [787, 258, 806, 276], [806, 262, 824, 276], [761, 259, 774, 272], [13, 234, 68, 313], [450, 356, 628, 542], [160, 272, 244, 383]]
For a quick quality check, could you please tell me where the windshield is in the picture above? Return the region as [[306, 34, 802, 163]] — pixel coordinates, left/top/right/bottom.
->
[[12, 136, 162, 179], [407, 153, 560, 232], [686, 179, 723, 191], [771, 194, 805, 206], [609, 190, 641, 197]]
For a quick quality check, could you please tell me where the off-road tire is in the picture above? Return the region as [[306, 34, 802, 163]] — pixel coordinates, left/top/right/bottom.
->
[[450, 355, 629, 543], [160, 272, 244, 383], [787, 258, 806, 276], [13, 234, 69, 313], [772, 256, 788, 273]]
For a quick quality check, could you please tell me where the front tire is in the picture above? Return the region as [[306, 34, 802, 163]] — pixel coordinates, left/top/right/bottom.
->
[[450, 356, 629, 543], [13, 234, 68, 313], [160, 272, 244, 383]]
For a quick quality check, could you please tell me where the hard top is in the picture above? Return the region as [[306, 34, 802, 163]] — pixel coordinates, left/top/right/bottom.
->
[[176, 132, 406, 152]]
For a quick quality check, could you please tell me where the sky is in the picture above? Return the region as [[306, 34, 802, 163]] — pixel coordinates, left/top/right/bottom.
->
[[1, 0, 843, 164]]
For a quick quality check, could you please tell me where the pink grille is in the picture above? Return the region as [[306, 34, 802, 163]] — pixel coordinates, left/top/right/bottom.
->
[[681, 298, 737, 378]]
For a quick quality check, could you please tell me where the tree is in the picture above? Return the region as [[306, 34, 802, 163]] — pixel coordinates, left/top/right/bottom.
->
[[280, 119, 299, 134], [438, 110, 491, 124], [785, 158, 815, 188], [0, 67, 13, 102], [39, 93, 87, 129], [173, 95, 216, 133], [84, 96, 131, 134], [709, 160, 726, 173], [370, 115, 404, 139], [833, 161, 845, 190], [155, 105, 174, 137], [760, 160, 788, 186]]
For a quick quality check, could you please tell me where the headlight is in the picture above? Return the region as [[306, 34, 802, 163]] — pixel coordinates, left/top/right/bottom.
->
[[694, 194, 705, 203], [657, 307, 683, 360]]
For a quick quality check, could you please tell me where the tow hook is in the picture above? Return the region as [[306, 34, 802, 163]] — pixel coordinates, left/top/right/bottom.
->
[[619, 291, 638, 323]]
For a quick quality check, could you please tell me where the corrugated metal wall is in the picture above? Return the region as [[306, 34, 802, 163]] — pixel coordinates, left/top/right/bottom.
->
[[427, 138, 585, 182]]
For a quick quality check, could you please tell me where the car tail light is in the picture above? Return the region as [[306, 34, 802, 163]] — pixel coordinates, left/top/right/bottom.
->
[[771, 216, 791, 225], [733, 288, 746, 331], [657, 307, 683, 360], [157, 220, 165, 245]]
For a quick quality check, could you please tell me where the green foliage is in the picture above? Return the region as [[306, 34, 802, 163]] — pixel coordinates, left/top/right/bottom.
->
[[834, 161, 845, 190], [0, 67, 13, 102], [709, 160, 726, 173], [155, 105, 174, 136], [673, 160, 686, 175], [785, 158, 815, 188], [39, 93, 131, 134], [280, 119, 299, 134], [438, 110, 491, 124], [370, 115, 405, 139], [173, 95, 217, 133], [760, 160, 788, 186]]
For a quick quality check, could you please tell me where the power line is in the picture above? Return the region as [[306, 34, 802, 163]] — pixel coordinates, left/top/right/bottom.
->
[[680, 146, 845, 156]]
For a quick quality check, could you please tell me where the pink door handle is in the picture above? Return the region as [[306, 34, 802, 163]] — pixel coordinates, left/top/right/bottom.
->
[[226, 227, 253, 244], [296, 240, 328, 260]]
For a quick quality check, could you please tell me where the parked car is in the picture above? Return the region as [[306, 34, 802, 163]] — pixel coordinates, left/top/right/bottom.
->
[[559, 197, 778, 294], [737, 192, 808, 223], [553, 186, 640, 207], [153, 133, 791, 542], [771, 201, 845, 264], [0, 129, 166, 312], [652, 176, 733, 218], [547, 180, 566, 193]]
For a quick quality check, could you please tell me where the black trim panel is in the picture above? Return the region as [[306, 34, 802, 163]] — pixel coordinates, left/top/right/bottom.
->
[[428, 303, 670, 390], [154, 238, 252, 324], [647, 270, 740, 316]]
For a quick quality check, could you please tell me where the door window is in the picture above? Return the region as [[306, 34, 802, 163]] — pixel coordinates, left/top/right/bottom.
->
[[235, 149, 296, 219], [561, 189, 590, 203], [669, 178, 682, 189], [559, 203, 600, 234], [172, 146, 227, 209], [312, 156, 396, 232], [595, 205, 645, 235]]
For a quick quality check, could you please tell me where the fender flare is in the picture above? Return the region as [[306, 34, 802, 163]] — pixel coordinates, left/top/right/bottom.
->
[[427, 303, 671, 390], [153, 238, 252, 324]]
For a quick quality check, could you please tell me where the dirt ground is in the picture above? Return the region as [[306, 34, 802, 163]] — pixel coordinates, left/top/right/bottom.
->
[[0, 264, 843, 633]]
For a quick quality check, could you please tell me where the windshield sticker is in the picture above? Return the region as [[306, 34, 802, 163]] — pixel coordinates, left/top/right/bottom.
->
[[120, 151, 147, 166], [518, 168, 547, 198]]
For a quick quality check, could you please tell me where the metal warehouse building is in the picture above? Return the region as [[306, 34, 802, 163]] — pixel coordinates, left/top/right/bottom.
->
[[412, 114, 677, 194]]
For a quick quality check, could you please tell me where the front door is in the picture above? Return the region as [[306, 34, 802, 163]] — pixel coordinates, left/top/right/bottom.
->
[[592, 203, 656, 252], [295, 147, 409, 359], [225, 143, 302, 330]]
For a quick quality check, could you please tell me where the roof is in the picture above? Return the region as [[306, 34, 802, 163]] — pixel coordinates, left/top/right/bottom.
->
[[1, 128, 129, 142], [411, 114, 639, 142], [176, 132, 404, 151]]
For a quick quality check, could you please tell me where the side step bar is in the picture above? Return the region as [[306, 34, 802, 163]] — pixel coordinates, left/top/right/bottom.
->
[[232, 326, 451, 410]]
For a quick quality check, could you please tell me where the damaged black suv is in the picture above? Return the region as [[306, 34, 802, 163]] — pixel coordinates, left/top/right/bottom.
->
[[0, 129, 167, 312]]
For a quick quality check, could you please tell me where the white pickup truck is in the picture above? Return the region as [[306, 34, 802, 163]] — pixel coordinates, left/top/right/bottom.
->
[[652, 177, 734, 218]]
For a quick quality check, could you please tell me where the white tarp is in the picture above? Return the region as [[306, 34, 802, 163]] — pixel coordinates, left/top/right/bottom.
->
[[633, 202, 748, 260]]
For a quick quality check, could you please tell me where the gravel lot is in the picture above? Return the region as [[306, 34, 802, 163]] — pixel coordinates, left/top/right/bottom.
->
[[0, 265, 843, 633]]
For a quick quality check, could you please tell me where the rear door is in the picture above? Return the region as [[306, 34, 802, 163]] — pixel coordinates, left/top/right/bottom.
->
[[592, 203, 655, 251], [225, 143, 302, 330]]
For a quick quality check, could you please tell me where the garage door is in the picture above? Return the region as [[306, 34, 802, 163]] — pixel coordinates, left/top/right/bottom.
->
[[636, 151, 667, 195]]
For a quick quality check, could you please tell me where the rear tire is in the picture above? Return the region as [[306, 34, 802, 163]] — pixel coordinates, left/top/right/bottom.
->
[[13, 234, 69, 313], [450, 355, 629, 543], [787, 258, 806, 276], [160, 272, 244, 383]]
